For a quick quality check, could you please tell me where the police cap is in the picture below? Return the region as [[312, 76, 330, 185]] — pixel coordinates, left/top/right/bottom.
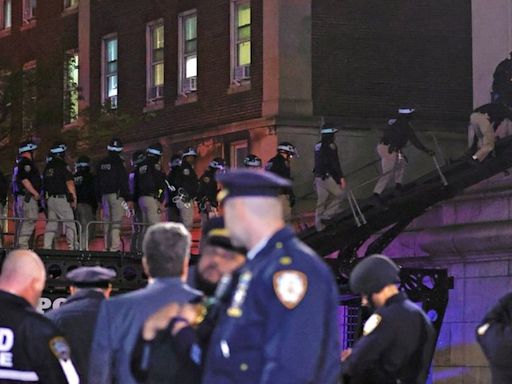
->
[[277, 142, 296, 155], [216, 169, 291, 202], [75, 155, 91, 168], [131, 150, 146, 167], [66, 266, 117, 288], [349, 254, 400, 295], [209, 157, 225, 170], [50, 142, 67, 155], [147, 143, 163, 157], [201, 217, 245, 253], [182, 146, 198, 158], [107, 137, 124, 152], [320, 126, 338, 134], [243, 154, 262, 168], [398, 108, 415, 115], [18, 140, 38, 154], [169, 154, 182, 168]]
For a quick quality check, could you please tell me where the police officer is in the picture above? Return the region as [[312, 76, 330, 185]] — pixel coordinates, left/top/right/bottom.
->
[[341, 254, 435, 384], [266, 142, 296, 222], [96, 137, 132, 251], [174, 147, 199, 230], [0, 249, 79, 383], [74, 156, 98, 248], [200, 170, 340, 383], [136, 143, 166, 241], [13, 140, 42, 249], [373, 108, 434, 203], [166, 154, 182, 222], [314, 125, 346, 230], [0, 169, 7, 248], [129, 150, 146, 252], [243, 154, 262, 168], [46, 266, 116, 384], [198, 157, 225, 226], [43, 142, 78, 250]]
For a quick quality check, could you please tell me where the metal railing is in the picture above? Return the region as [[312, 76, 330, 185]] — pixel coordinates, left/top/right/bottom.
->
[[84, 220, 150, 251]]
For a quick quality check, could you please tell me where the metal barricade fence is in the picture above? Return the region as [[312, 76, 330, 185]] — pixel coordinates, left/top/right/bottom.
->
[[85, 220, 150, 251]]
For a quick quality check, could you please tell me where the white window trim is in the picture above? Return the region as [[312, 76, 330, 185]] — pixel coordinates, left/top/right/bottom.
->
[[0, 0, 12, 32], [230, 0, 251, 85], [63, 49, 79, 126], [101, 33, 118, 109], [22, 0, 36, 23], [178, 9, 197, 97], [145, 19, 164, 109], [230, 139, 248, 168]]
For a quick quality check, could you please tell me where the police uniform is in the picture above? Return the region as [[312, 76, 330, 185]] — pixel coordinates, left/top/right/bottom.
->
[[96, 138, 131, 251], [129, 151, 145, 253], [314, 126, 345, 231], [174, 148, 199, 230], [203, 170, 341, 384], [0, 289, 79, 383], [136, 144, 166, 241], [13, 142, 42, 249], [0, 170, 7, 248], [197, 158, 224, 226], [342, 254, 435, 384], [374, 109, 433, 196], [166, 156, 182, 223], [74, 156, 98, 247], [266, 144, 295, 223], [46, 266, 116, 384], [476, 292, 512, 384], [43, 144, 77, 250]]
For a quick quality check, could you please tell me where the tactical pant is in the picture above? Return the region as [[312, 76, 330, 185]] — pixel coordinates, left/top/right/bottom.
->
[[102, 193, 124, 251], [138, 196, 161, 243], [167, 203, 181, 223], [44, 196, 77, 250], [179, 203, 194, 231], [470, 112, 496, 161], [15, 195, 38, 249], [315, 176, 344, 230], [0, 203, 5, 248], [76, 203, 96, 247], [279, 194, 292, 223], [131, 205, 143, 252], [373, 143, 406, 195]]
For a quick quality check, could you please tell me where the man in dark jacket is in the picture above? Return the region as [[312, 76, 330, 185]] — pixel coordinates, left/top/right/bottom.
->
[[266, 142, 296, 222], [197, 158, 225, 226], [174, 147, 199, 230], [492, 51, 512, 106], [46, 266, 116, 384], [166, 155, 182, 223]]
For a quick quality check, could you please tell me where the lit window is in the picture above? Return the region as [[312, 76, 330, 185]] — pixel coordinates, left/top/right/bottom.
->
[[178, 10, 197, 95], [0, 0, 12, 30], [22, 61, 36, 134], [231, 0, 251, 83], [230, 140, 248, 168], [64, 0, 78, 9], [22, 0, 36, 23], [102, 35, 118, 108], [146, 20, 164, 104], [64, 51, 79, 125]]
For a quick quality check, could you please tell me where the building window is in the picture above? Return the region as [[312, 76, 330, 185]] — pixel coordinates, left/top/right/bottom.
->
[[178, 10, 197, 95], [64, 51, 79, 125], [102, 35, 118, 109], [63, 0, 78, 10], [0, 68, 12, 136], [230, 139, 248, 168], [146, 20, 164, 105], [231, 0, 251, 83], [22, 0, 36, 23], [0, 0, 12, 30], [22, 61, 37, 134]]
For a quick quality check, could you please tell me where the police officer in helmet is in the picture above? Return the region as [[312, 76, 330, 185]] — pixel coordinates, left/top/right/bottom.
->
[[136, 143, 166, 241], [313, 125, 346, 231], [166, 154, 182, 222], [341, 254, 435, 384], [74, 155, 98, 248], [43, 141, 78, 250], [13, 139, 42, 249], [96, 137, 132, 251], [243, 154, 262, 169], [198, 157, 225, 226], [174, 146, 199, 230], [266, 142, 296, 222], [129, 150, 146, 252]]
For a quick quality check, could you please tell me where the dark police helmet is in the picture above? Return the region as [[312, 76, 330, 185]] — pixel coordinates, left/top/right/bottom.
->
[[209, 157, 225, 170], [182, 146, 198, 158], [146, 142, 163, 157], [107, 137, 124, 152], [349, 254, 401, 295], [75, 155, 91, 169], [18, 140, 38, 154], [277, 142, 296, 156], [50, 141, 67, 155], [131, 150, 146, 167], [243, 154, 262, 168], [169, 154, 182, 168]]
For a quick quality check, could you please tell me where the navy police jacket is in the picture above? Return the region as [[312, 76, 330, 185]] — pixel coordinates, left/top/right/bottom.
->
[[203, 227, 340, 384], [341, 292, 435, 384]]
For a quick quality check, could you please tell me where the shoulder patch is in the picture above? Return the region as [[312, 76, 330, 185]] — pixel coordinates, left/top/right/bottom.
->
[[273, 270, 307, 309], [477, 323, 490, 336], [203, 176, 210, 183], [49, 336, 71, 361], [183, 168, 190, 176], [363, 314, 382, 336], [24, 165, 31, 172], [329, 143, 337, 150]]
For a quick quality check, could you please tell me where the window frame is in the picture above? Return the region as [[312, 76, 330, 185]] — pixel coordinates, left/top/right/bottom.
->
[[22, 60, 37, 134], [63, 0, 78, 10], [178, 9, 197, 96], [101, 33, 118, 109], [230, 139, 248, 168], [146, 19, 165, 107], [0, 0, 12, 31], [22, 0, 36, 23], [63, 50, 79, 126], [230, 0, 251, 84]]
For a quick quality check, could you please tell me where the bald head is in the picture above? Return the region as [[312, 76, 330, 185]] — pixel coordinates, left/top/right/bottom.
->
[[0, 250, 46, 307]]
